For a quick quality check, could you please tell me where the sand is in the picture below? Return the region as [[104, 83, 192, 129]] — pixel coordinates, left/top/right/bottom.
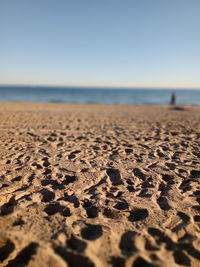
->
[[0, 102, 200, 267]]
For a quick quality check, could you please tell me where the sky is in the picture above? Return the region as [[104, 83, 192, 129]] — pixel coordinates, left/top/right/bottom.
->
[[0, 0, 200, 88]]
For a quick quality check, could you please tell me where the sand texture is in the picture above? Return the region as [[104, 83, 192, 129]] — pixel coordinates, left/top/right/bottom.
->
[[0, 103, 200, 267]]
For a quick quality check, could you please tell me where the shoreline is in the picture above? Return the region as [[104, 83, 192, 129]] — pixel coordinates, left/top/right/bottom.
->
[[0, 101, 199, 107]]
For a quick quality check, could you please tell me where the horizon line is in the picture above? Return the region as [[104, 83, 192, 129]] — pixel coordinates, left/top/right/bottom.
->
[[0, 83, 200, 90]]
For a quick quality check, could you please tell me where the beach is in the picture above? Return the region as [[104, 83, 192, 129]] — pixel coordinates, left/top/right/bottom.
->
[[0, 102, 200, 267]]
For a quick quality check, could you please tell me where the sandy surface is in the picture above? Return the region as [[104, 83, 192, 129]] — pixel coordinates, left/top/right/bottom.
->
[[0, 103, 200, 267]]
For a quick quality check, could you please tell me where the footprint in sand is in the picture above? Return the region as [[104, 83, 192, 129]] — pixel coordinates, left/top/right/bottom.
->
[[81, 224, 103, 240]]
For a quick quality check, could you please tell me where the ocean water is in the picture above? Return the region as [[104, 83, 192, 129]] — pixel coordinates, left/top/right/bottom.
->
[[0, 86, 200, 106]]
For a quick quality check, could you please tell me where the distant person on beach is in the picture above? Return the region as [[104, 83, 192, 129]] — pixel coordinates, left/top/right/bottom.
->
[[170, 93, 176, 105]]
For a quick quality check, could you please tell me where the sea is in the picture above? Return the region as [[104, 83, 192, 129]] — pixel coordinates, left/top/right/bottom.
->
[[0, 86, 200, 106]]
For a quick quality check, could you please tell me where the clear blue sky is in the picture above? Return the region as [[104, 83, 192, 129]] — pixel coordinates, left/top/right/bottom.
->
[[0, 0, 200, 88]]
